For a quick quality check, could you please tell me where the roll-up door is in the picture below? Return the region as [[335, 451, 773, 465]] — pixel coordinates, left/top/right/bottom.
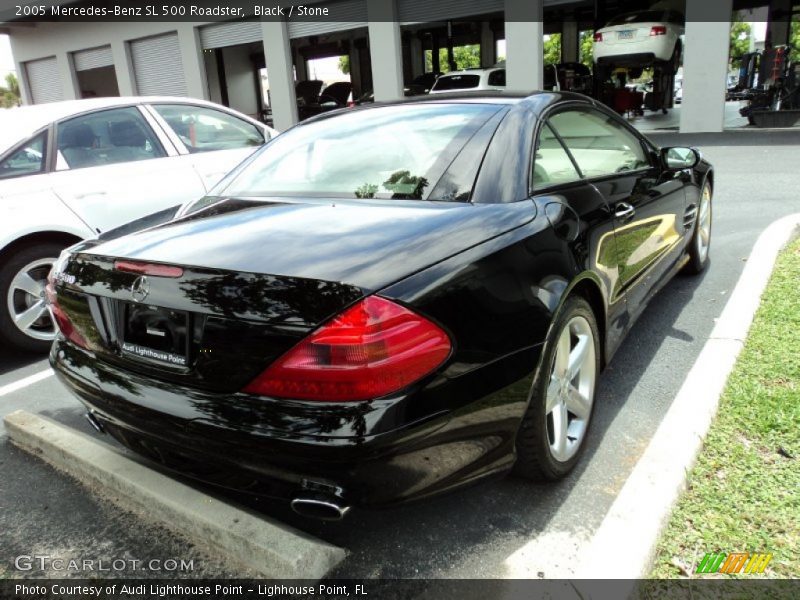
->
[[288, 0, 368, 39], [130, 33, 187, 96], [199, 21, 262, 49], [25, 57, 63, 104], [73, 46, 113, 71], [399, 0, 503, 25]]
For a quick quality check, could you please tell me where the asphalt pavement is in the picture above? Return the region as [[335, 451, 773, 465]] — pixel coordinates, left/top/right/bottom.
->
[[1, 129, 799, 579]]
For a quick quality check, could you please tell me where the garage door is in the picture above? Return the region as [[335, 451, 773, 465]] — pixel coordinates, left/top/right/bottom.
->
[[200, 21, 262, 49], [288, 0, 368, 38], [25, 57, 63, 104], [73, 46, 113, 72], [130, 33, 187, 96], [399, 0, 503, 24]]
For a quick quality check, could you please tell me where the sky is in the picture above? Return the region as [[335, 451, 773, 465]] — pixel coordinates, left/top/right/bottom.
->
[[0, 35, 14, 80]]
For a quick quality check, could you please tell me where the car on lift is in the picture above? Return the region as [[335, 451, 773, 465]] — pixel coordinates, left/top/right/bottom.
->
[[429, 67, 506, 93], [593, 8, 684, 69], [48, 92, 714, 518], [0, 96, 277, 352]]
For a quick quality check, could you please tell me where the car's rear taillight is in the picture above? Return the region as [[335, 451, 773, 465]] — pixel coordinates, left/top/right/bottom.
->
[[650, 26, 667, 36], [45, 275, 88, 349], [243, 296, 451, 402], [594, 32, 603, 42]]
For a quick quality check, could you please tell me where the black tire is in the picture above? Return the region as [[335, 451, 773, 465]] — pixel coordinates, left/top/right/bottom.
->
[[514, 296, 601, 481], [685, 181, 713, 275], [0, 242, 64, 353]]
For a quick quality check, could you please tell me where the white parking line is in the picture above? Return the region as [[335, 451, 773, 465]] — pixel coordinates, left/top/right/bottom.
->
[[0, 369, 54, 398]]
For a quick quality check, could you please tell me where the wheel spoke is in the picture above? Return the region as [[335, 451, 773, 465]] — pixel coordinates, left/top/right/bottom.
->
[[14, 300, 47, 330], [552, 403, 569, 460], [546, 375, 561, 414], [700, 227, 710, 245], [12, 271, 44, 298], [554, 327, 570, 377], [565, 384, 591, 420], [566, 333, 589, 382]]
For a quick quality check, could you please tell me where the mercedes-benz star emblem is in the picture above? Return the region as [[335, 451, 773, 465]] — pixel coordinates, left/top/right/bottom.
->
[[131, 276, 150, 303]]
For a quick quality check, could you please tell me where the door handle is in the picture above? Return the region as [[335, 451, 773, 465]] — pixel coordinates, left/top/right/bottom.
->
[[614, 202, 636, 220]]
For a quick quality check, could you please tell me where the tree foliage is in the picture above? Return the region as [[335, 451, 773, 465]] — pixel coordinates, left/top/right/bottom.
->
[[425, 44, 481, 72], [338, 55, 350, 75], [729, 19, 752, 62], [544, 34, 561, 65], [0, 73, 21, 108], [579, 31, 594, 68]]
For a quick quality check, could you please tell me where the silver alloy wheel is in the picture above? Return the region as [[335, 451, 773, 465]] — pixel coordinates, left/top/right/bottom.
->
[[546, 315, 596, 462], [696, 184, 712, 263], [6, 257, 56, 341]]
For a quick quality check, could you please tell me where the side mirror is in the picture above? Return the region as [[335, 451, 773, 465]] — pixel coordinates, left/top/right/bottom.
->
[[661, 146, 700, 170]]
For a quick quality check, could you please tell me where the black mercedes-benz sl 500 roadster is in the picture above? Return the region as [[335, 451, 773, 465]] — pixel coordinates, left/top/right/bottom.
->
[[48, 91, 713, 519]]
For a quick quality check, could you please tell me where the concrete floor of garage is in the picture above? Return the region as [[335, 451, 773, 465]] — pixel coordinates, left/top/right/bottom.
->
[[1, 129, 799, 579]]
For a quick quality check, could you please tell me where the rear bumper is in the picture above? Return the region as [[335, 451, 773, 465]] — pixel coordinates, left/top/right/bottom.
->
[[51, 340, 538, 507]]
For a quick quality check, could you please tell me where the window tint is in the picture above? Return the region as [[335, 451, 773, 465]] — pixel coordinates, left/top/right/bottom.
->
[[433, 74, 481, 91], [153, 104, 264, 153], [56, 107, 165, 170], [532, 124, 582, 190], [222, 104, 498, 201], [0, 132, 46, 180], [548, 109, 649, 178], [487, 70, 506, 86]]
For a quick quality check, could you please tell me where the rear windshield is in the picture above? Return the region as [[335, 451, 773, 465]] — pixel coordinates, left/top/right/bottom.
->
[[219, 104, 500, 201], [607, 10, 679, 26], [432, 74, 481, 91]]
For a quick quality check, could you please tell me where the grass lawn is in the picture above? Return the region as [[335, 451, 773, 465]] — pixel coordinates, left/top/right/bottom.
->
[[650, 237, 800, 579]]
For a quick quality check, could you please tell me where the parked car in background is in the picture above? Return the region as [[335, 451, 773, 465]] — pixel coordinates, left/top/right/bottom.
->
[[350, 72, 442, 106], [49, 92, 714, 517], [296, 80, 353, 120], [593, 8, 684, 68], [429, 67, 506, 93], [0, 97, 277, 352]]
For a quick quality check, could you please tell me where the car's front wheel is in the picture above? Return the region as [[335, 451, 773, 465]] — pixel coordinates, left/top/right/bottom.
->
[[685, 181, 712, 274], [0, 243, 63, 353], [515, 296, 600, 480]]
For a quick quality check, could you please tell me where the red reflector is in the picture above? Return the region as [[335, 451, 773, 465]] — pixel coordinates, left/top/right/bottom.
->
[[114, 260, 183, 278], [243, 296, 451, 402], [650, 26, 667, 36], [594, 32, 603, 42]]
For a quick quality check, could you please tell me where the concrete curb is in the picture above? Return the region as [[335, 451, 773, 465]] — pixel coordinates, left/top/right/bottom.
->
[[575, 213, 800, 580], [4, 410, 346, 579]]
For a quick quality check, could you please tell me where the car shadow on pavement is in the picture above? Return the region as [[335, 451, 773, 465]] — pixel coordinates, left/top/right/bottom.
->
[[31, 267, 711, 578], [0, 348, 49, 377]]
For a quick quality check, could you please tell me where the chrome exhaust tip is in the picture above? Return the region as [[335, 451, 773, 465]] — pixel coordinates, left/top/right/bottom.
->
[[290, 496, 350, 521], [84, 411, 105, 434]]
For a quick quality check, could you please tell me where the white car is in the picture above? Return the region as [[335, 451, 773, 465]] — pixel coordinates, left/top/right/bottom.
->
[[0, 97, 277, 351], [593, 8, 684, 68], [429, 68, 506, 94]]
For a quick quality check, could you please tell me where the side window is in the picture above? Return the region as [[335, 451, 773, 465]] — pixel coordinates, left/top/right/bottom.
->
[[152, 104, 264, 154], [56, 107, 165, 170], [0, 132, 47, 180], [548, 108, 649, 178], [488, 70, 506, 87], [531, 123, 582, 190]]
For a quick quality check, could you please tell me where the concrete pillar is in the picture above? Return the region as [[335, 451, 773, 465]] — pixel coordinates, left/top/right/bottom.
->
[[766, 0, 793, 47], [110, 40, 136, 96], [505, 0, 544, 92], [177, 24, 208, 100], [480, 21, 496, 67], [262, 20, 298, 130], [349, 44, 363, 96], [294, 47, 308, 81], [562, 20, 578, 63], [410, 35, 424, 78], [680, 0, 733, 133], [367, 0, 404, 101], [55, 52, 79, 100]]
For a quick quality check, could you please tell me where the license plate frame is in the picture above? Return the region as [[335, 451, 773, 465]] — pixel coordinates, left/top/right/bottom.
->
[[120, 302, 190, 368]]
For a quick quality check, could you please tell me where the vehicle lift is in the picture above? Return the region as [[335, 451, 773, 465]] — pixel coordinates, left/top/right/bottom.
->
[[736, 45, 800, 128], [592, 56, 677, 117]]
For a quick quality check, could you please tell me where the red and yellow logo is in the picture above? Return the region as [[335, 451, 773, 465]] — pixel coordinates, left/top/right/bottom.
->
[[696, 552, 772, 574]]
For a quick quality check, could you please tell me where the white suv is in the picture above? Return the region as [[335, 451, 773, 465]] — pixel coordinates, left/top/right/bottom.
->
[[429, 68, 506, 94], [593, 9, 684, 68]]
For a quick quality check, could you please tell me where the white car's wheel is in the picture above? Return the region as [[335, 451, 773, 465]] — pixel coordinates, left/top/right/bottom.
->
[[0, 243, 64, 352]]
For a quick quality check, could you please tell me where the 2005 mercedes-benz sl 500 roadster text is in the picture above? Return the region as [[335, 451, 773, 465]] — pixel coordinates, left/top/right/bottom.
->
[[48, 92, 713, 520]]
